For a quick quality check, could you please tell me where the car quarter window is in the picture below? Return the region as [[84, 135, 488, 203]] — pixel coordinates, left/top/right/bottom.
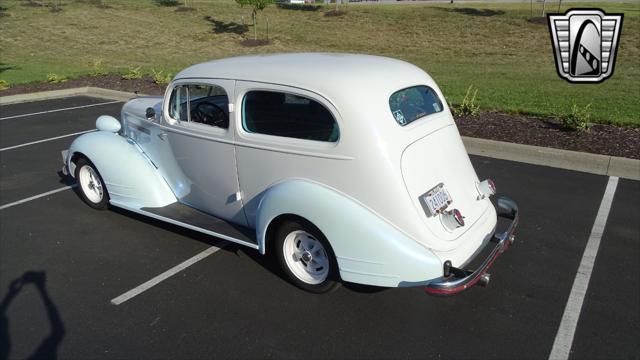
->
[[168, 84, 229, 129], [242, 91, 339, 142], [389, 85, 443, 126]]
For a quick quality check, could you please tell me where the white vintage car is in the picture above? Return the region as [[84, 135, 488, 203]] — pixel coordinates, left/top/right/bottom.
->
[[63, 53, 518, 294]]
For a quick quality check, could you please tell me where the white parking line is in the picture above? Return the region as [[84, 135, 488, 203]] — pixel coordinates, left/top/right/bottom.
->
[[110, 245, 224, 305], [0, 100, 121, 121], [0, 129, 95, 152], [0, 185, 77, 211], [548, 176, 619, 360]]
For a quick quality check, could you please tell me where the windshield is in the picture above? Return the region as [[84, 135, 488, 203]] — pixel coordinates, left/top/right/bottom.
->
[[389, 86, 443, 126]]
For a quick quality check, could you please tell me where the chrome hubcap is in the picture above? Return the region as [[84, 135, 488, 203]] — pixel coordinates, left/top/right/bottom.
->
[[283, 230, 330, 285]]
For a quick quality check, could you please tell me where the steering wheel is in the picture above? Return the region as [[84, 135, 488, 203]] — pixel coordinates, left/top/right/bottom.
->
[[191, 101, 227, 127]]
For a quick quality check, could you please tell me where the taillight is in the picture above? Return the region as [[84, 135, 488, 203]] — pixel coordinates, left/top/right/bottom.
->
[[452, 209, 465, 226], [476, 179, 496, 199]]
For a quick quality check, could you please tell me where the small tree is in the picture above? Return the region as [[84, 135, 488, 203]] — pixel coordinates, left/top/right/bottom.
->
[[235, 0, 274, 40]]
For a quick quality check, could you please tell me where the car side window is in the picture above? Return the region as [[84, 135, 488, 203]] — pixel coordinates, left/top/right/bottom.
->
[[169, 86, 188, 122], [168, 84, 229, 129], [242, 91, 339, 142]]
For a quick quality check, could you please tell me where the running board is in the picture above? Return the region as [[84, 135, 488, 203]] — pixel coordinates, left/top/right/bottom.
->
[[112, 201, 259, 249]]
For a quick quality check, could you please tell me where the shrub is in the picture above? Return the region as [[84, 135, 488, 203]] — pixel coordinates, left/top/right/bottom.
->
[[235, 0, 274, 40], [47, 73, 68, 83], [151, 69, 173, 85], [560, 103, 592, 131], [122, 66, 143, 80], [452, 85, 480, 117], [90, 58, 108, 76], [0, 80, 10, 90]]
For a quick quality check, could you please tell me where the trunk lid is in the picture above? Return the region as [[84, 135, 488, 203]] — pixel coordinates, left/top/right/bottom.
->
[[401, 124, 490, 243]]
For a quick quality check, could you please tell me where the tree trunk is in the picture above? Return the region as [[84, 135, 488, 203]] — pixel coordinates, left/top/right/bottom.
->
[[530, 0, 533, 17], [253, 11, 257, 41], [557, 0, 562, 13], [541, 0, 546, 17]]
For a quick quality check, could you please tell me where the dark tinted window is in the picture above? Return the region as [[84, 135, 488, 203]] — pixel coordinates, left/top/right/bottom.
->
[[389, 86, 443, 126], [242, 91, 339, 142]]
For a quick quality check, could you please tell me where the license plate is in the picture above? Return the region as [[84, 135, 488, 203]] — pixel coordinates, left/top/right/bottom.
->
[[422, 183, 452, 216]]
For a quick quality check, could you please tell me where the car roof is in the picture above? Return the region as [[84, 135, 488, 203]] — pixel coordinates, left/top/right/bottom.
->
[[174, 53, 436, 100]]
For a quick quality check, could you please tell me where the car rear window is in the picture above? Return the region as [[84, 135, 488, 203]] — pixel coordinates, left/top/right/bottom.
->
[[389, 86, 443, 126], [242, 91, 339, 142]]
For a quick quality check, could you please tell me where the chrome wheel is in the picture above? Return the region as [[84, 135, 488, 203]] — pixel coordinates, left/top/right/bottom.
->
[[282, 230, 330, 285], [78, 164, 104, 204]]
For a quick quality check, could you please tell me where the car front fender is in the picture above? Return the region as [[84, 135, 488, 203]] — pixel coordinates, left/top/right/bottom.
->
[[256, 179, 442, 287], [67, 131, 176, 209]]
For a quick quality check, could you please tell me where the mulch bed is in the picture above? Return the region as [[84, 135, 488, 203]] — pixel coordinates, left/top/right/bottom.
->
[[325, 9, 347, 17], [2, 76, 638, 160], [456, 112, 639, 160], [1, 75, 166, 97]]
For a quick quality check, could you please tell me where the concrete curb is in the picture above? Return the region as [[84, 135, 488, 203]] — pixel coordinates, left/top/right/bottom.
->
[[463, 137, 640, 180], [1, 87, 638, 180], [0, 87, 143, 105]]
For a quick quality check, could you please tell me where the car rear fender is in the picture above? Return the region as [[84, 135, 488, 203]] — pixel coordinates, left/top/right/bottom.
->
[[256, 179, 442, 287], [67, 131, 176, 209]]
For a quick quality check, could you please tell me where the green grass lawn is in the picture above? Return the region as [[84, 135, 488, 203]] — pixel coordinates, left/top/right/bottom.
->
[[0, 0, 638, 125]]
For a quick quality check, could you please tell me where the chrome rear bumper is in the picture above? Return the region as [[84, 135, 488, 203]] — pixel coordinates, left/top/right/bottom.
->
[[424, 196, 519, 296]]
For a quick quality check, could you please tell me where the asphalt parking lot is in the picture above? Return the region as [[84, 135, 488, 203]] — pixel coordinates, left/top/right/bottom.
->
[[0, 96, 638, 359]]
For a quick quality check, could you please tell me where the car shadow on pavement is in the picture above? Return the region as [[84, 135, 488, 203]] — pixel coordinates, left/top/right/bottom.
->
[[107, 206, 389, 295], [235, 245, 389, 294], [109, 206, 226, 246], [57, 171, 76, 187], [0, 271, 65, 360]]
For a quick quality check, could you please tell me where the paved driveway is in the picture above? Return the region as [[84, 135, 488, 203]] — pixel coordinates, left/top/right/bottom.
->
[[0, 96, 638, 359]]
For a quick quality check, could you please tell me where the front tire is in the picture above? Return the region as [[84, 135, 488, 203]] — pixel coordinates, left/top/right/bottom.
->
[[275, 220, 340, 293], [74, 157, 109, 210]]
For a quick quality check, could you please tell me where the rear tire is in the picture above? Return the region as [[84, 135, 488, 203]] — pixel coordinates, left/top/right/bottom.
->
[[275, 220, 340, 293], [75, 157, 109, 210]]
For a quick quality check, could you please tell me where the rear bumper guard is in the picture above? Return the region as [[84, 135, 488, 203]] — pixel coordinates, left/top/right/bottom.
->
[[424, 196, 519, 296]]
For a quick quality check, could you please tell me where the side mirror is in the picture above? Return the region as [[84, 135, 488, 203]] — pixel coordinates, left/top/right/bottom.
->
[[96, 115, 121, 133], [146, 107, 156, 120]]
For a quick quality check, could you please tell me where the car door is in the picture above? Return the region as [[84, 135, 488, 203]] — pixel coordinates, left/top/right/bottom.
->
[[156, 79, 247, 226], [233, 81, 345, 228]]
